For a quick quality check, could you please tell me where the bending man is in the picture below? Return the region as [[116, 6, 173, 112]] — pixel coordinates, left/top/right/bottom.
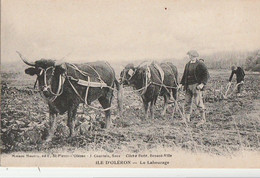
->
[[228, 66, 245, 95]]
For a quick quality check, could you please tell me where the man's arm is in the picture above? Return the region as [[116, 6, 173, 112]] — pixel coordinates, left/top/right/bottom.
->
[[241, 68, 245, 77], [180, 64, 187, 85], [229, 71, 235, 82], [197, 63, 209, 85]]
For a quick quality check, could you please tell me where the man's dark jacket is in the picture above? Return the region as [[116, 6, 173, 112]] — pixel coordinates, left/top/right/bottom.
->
[[229, 67, 245, 83], [180, 60, 210, 91]]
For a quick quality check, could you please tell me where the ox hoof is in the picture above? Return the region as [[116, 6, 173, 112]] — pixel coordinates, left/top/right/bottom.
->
[[185, 115, 191, 122], [69, 132, 76, 138], [105, 120, 112, 129]]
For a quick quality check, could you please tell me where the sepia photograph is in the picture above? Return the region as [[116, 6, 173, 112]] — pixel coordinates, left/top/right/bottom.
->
[[1, 0, 260, 168]]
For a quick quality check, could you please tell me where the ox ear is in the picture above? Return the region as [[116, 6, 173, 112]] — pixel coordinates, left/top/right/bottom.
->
[[25, 67, 40, 76], [55, 63, 66, 74]]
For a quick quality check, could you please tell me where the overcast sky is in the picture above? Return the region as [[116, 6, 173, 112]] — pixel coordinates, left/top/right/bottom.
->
[[1, 0, 260, 63]]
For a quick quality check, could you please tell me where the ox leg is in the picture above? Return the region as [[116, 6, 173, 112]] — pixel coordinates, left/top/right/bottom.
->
[[46, 112, 57, 142], [67, 107, 77, 137], [172, 88, 177, 100], [142, 98, 149, 121], [98, 96, 112, 129], [162, 95, 169, 116], [150, 99, 156, 120]]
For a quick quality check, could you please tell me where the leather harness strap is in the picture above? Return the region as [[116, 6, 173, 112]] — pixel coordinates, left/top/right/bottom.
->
[[84, 76, 90, 105], [153, 62, 164, 84]]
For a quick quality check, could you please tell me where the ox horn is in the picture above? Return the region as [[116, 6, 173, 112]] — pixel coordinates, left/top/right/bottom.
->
[[16, 51, 35, 66]]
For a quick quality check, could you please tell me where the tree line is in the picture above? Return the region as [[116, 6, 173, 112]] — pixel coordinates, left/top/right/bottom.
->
[[200, 50, 260, 71]]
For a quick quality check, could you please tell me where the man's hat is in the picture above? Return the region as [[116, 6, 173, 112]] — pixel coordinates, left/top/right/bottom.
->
[[187, 50, 199, 57]]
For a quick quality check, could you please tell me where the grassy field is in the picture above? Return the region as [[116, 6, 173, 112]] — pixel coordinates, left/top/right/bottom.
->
[[1, 63, 260, 156]]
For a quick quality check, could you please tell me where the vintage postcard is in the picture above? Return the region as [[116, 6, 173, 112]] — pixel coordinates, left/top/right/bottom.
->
[[1, 0, 260, 168]]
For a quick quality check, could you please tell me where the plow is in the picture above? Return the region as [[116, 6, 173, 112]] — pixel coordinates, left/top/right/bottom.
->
[[204, 82, 244, 103]]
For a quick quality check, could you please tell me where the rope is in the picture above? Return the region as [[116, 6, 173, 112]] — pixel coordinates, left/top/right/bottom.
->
[[151, 82, 178, 89], [68, 62, 118, 89], [141, 65, 150, 95], [66, 63, 118, 91], [67, 74, 118, 112], [84, 103, 118, 112], [48, 75, 65, 97], [67, 72, 181, 114], [48, 61, 181, 113], [123, 84, 152, 94], [67, 76, 85, 102], [164, 62, 178, 86], [67, 63, 92, 78], [122, 66, 179, 95], [35, 67, 65, 103], [85, 64, 103, 83], [84, 76, 90, 105]]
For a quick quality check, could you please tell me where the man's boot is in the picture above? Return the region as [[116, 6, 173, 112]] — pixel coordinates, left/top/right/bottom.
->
[[186, 114, 191, 122], [196, 111, 206, 127]]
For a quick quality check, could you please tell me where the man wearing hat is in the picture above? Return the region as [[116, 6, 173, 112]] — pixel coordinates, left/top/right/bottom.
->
[[178, 50, 209, 126]]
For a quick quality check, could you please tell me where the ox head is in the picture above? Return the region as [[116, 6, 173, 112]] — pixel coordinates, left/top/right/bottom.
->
[[17, 51, 66, 99], [119, 63, 136, 85], [120, 63, 149, 87]]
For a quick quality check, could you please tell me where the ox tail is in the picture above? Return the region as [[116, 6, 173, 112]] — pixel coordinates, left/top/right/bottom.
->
[[114, 79, 123, 118]]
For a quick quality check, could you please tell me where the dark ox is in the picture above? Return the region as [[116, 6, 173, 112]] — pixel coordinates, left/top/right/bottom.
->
[[120, 61, 178, 120], [17, 52, 122, 142]]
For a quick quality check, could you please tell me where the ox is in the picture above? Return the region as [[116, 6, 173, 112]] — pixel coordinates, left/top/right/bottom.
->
[[120, 61, 178, 120], [17, 52, 122, 142]]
